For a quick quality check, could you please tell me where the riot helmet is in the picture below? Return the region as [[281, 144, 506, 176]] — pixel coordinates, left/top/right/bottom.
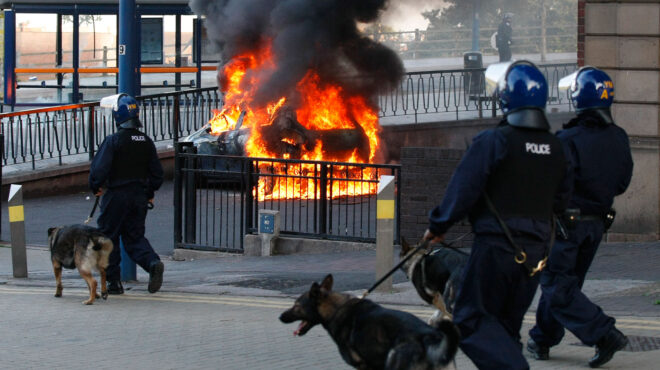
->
[[558, 66, 614, 124], [99, 93, 142, 129], [485, 60, 550, 130]]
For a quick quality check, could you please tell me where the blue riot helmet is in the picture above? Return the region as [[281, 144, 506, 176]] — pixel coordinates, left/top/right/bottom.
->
[[99, 93, 142, 129], [485, 60, 550, 130], [558, 66, 614, 124]]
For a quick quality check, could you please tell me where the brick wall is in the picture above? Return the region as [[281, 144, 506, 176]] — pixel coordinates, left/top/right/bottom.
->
[[399, 147, 472, 248]]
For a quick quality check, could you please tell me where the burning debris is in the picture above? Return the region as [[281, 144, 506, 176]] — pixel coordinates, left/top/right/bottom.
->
[[188, 0, 403, 199]]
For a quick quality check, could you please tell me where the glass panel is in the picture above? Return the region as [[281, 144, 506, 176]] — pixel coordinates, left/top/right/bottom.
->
[[15, 14, 68, 104]]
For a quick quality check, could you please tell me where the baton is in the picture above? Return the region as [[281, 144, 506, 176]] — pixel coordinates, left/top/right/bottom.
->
[[84, 196, 100, 224]]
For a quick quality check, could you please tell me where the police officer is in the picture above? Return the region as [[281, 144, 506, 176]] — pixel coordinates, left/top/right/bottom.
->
[[497, 13, 513, 62], [527, 67, 633, 368], [424, 60, 572, 370], [89, 94, 164, 295]]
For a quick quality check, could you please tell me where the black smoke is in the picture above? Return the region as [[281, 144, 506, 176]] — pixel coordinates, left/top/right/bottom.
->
[[189, 0, 404, 107]]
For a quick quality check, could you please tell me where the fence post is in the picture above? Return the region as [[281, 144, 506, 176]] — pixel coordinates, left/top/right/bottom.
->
[[319, 164, 328, 235], [183, 145, 197, 244], [8, 184, 27, 278], [88, 106, 95, 160], [244, 159, 254, 233], [173, 142, 184, 246], [173, 94, 180, 143], [375, 175, 395, 292]]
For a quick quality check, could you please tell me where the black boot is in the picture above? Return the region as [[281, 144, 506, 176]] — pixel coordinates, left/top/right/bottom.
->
[[589, 327, 628, 368], [107, 280, 124, 295], [148, 261, 164, 293], [527, 338, 549, 360]]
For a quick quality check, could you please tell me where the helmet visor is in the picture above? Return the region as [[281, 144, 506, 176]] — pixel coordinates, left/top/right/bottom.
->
[[485, 62, 514, 96], [99, 93, 125, 111], [558, 71, 579, 93]]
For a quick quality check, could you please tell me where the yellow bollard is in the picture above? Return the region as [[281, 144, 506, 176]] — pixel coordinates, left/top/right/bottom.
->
[[8, 184, 27, 278]]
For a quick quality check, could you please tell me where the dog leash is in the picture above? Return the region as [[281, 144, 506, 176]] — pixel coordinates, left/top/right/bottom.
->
[[84, 196, 100, 225], [359, 240, 430, 299], [359, 234, 471, 300]]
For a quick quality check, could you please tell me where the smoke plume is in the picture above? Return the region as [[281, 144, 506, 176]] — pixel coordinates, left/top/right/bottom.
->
[[189, 0, 404, 107]]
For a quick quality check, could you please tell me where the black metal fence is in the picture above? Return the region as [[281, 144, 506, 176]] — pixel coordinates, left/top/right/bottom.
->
[[0, 63, 577, 169], [379, 63, 577, 123], [0, 88, 221, 169], [174, 143, 401, 252]]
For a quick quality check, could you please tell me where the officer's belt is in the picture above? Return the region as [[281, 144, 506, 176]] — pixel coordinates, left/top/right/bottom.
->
[[578, 215, 604, 222], [482, 193, 554, 277]]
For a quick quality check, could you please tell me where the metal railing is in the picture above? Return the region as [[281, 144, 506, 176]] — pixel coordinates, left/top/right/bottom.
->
[[174, 143, 401, 252], [0, 88, 221, 169], [367, 25, 577, 59], [1, 63, 577, 169], [379, 62, 577, 123]]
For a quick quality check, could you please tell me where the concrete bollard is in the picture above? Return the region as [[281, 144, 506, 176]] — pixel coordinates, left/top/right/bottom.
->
[[8, 184, 27, 278], [120, 237, 137, 281], [375, 175, 395, 292], [258, 209, 280, 256]]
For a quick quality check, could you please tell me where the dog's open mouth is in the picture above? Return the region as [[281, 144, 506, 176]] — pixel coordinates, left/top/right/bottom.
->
[[294, 321, 311, 336]]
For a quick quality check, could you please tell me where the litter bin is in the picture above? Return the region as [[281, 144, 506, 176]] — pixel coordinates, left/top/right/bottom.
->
[[463, 52, 484, 96]]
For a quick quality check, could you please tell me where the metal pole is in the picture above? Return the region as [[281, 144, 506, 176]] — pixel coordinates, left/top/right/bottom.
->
[[56, 14, 63, 103], [195, 16, 202, 88], [541, 0, 547, 62], [3, 10, 16, 107], [72, 9, 80, 103], [118, 0, 137, 279], [175, 14, 181, 91], [119, 0, 138, 97], [375, 175, 395, 292], [119, 237, 136, 282], [472, 0, 480, 52], [8, 184, 27, 278]]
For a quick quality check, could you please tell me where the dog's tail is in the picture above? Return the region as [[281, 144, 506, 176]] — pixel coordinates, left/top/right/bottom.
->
[[425, 319, 460, 366]]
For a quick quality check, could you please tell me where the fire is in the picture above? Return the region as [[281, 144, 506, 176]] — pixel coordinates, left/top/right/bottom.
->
[[208, 43, 381, 200]]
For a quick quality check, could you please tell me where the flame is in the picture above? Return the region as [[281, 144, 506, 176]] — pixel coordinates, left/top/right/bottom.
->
[[208, 43, 381, 200]]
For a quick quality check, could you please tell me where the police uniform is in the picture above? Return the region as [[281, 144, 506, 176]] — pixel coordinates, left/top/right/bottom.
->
[[528, 67, 633, 367], [497, 15, 513, 62], [89, 94, 164, 294], [426, 61, 572, 370]]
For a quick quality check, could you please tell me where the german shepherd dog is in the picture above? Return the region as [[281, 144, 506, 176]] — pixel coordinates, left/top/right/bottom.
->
[[279, 274, 460, 370], [48, 225, 113, 305], [399, 239, 468, 323]]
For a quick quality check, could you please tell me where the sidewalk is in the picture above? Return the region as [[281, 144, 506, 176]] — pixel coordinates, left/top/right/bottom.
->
[[0, 241, 658, 369], [1, 240, 658, 315]]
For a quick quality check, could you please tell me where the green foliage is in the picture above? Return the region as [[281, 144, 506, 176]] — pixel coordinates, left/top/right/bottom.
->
[[414, 0, 577, 57], [426, 0, 576, 30]]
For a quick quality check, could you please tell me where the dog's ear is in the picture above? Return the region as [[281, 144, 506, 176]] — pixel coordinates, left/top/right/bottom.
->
[[309, 282, 321, 300], [401, 237, 411, 253], [47, 227, 56, 237], [320, 274, 333, 291]]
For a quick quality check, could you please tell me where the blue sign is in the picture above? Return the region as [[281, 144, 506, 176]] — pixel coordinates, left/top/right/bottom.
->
[[260, 214, 275, 234]]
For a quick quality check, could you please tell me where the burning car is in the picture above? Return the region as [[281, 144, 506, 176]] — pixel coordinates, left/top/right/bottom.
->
[[183, 105, 370, 162]]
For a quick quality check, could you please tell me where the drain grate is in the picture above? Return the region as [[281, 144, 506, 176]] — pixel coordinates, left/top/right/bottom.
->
[[571, 336, 660, 352]]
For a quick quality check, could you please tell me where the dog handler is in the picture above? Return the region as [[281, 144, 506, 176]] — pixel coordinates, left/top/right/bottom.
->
[[423, 61, 572, 370], [89, 94, 165, 295], [527, 67, 633, 368]]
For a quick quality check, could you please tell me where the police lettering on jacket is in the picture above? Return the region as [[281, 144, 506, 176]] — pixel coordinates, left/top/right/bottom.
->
[[525, 142, 551, 155], [131, 135, 146, 141]]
